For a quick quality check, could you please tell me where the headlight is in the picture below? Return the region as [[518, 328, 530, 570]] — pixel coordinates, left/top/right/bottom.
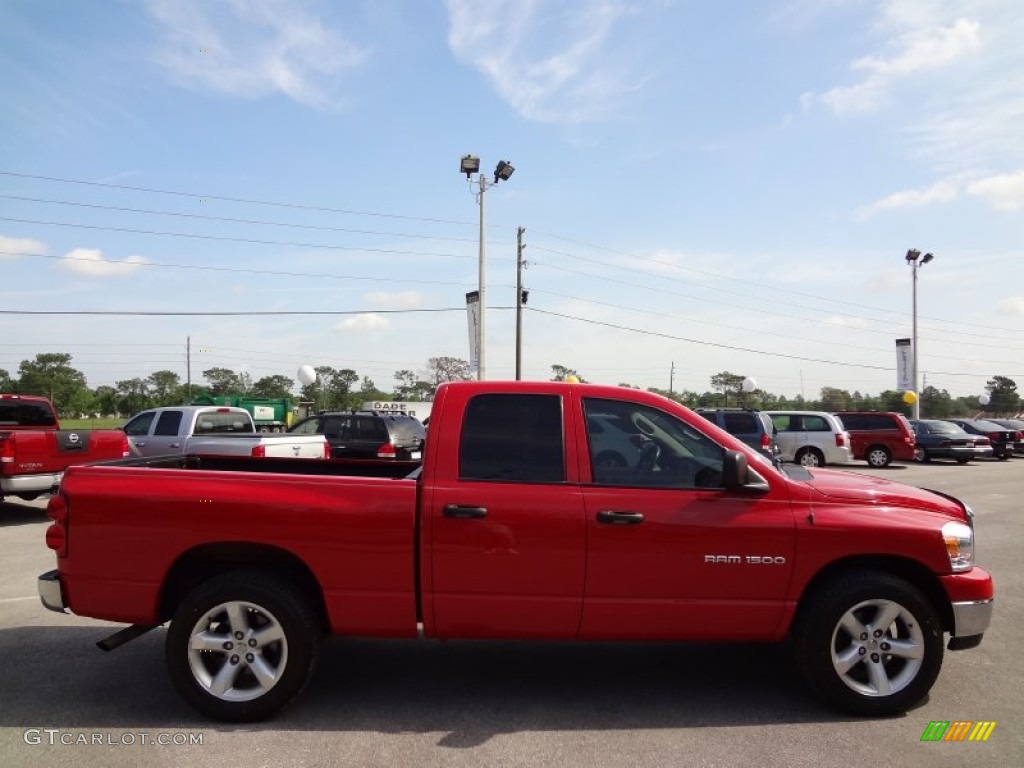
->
[[942, 521, 974, 572]]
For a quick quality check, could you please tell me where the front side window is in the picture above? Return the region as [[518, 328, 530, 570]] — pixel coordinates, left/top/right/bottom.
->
[[459, 394, 564, 483], [123, 411, 156, 436], [584, 398, 725, 489]]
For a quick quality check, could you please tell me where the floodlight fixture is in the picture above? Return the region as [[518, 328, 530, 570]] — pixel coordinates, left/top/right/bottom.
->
[[921, 252, 934, 264], [905, 248, 921, 263], [460, 154, 480, 178], [494, 160, 515, 182]]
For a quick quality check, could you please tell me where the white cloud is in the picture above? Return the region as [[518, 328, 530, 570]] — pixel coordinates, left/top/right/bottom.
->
[[856, 178, 959, 219], [994, 297, 1024, 317], [364, 291, 424, 309], [0, 235, 47, 261], [146, 0, 366, 108], [818, 17, 981, 115], [334, 313, 390, 332], [966, 169, 1024, 211], [444, 0, 645, 124], [58, 249, 149, 277]]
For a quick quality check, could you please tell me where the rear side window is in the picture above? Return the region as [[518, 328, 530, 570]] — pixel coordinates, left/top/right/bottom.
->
[[802, 415, 830, 432], [0, 401, 57, 427], [722, 412, 758, 434], [195, 412, 254, 433], [459, 394, 564, 483], [154, 411, 183, 436]]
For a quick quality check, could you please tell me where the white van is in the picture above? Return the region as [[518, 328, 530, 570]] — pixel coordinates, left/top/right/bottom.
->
[[766, 411, 852, 467]]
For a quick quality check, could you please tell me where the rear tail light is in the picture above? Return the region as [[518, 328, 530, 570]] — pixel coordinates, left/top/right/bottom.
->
[[0, 437, 13, 464], [251, 444, 266, 458], [977, 437, 991, 446], [121, 434, 130, 458], [322, 439, 330, 459], [760, 433, 771, 449], [1016, 431, 1022, 441], [835, 433, 847, 448], [46, 494, 69, 557], [988, 432, 1000, 442], [377, 442, 397, 459]]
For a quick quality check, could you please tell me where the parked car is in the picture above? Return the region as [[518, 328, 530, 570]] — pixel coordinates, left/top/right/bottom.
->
[[941, 419, 1016, 460], [288, 410, 425, 461], [765, 411, 852, 467], [695, 408, 779, 460], [986, 419, 1024, 456], [909, 419, 993, 463], [833, 411, 917, 468]]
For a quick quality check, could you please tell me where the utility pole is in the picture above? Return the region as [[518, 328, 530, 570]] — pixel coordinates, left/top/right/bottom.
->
[[669, 362, 675, 394], [186, 336, 192, 399], [515, 226, 526, 380]]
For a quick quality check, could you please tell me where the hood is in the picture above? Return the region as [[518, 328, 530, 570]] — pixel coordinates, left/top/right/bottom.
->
[[788, 466, 965, 519]]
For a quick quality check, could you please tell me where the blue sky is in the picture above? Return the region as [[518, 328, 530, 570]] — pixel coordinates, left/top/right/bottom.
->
[[1, 0, 1022, 400]]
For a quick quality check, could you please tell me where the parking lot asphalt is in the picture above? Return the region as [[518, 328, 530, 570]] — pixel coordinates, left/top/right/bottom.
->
[[1, 459, 1021, 768]]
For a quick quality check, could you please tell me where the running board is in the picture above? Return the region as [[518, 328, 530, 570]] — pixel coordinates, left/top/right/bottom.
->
[[96, 624, 158, 652]]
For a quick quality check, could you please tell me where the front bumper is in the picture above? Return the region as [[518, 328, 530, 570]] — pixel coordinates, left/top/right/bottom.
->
[[38, 569, 67, 614], [942, 567, 994, 650]]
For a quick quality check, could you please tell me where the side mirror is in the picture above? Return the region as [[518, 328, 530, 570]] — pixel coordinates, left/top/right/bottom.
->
[[723, 449, 770, 493]]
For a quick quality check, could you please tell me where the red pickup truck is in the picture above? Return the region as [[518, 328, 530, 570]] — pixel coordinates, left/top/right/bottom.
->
[[0, 393, 129, 502], [37, 381, 993, 722]]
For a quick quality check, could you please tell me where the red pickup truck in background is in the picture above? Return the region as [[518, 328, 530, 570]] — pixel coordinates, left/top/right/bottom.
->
[[38, 381, 993, 722], [0, 393, 129, 502]]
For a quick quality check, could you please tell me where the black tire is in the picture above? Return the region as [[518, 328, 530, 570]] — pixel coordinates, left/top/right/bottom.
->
[[865, 445, 892, 468], [166, 571, 320, 722], [795, 448, 824, 467], [955, 458, 970, 465], [997, 454, 1009, 461], [793, 572, 943, 716]]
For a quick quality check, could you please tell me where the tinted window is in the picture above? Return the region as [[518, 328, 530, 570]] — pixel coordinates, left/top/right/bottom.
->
[[803, 415, 830, 432], [585, 398, 726, 489], [459, 394, 564, 483], [0, 401, 57, 427], [195, 412, 254, 433], [123, 411, 156, 436], [722, 412, 758, 433], [154, 410, 183, 436]]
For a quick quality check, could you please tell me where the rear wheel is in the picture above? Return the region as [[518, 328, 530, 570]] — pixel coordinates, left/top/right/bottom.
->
[[795, 448, 824, 467], [794, 572, 943, 716], [166, 571, 320, 722], [866, 446, 892, 468]]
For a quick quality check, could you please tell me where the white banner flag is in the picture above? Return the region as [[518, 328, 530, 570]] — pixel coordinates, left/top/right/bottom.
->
[[466, 291, 480, 375], [895, 338, 913, 391]]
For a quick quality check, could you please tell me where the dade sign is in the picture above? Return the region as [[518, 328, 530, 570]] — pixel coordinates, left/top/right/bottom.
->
[[363, 401, 433, 422]]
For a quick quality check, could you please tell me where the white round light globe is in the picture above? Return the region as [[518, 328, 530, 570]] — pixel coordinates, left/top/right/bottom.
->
[[297, 365, 317, 386], [741, 377, 757, 393], [978, 393, 991, 406]]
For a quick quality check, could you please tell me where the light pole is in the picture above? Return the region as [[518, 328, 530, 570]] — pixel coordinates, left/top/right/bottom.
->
[[460, 155, 514, 380], [905, 249, 934, 419]]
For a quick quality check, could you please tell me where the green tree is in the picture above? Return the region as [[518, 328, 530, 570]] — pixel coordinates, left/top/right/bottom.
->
[[394, 369, 434, 401], [148, 370, 185, 406], [426, 356, 473, 385], [0, 368, 13, 391], [93, 385, 119, 416], [17, 353, 89, 417], [115, 377, 150, 416], [920, 385, 953, 418], [550, 364, 585, 382], [710, 371, 745, 407], [820, 387, 852, 412], [202, 367, 242, 396], [357, 376, 389, 403], [251, 375, 295, 399], [986, 375, 1020, 415]]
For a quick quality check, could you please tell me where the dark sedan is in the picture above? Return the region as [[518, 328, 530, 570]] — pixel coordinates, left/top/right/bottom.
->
[[909, 419, 993, 463], [942, 418, 1016, 460], [987, 419, 1024, 455]]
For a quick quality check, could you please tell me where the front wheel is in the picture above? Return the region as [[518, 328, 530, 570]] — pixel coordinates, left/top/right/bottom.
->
[[794, 572, 943, 716], [166, 572, 321, 722], [866, 446, 892, 468]]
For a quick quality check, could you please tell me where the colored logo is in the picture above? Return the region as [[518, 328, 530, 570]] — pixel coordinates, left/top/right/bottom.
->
[[920, 721, 996, 742]]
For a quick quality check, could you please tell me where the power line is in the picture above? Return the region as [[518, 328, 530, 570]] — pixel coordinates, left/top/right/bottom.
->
[[0, 308, 470, 317]]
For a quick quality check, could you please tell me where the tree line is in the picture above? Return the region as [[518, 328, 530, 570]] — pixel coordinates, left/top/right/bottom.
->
[[0, 353, 474, 418], [3, 354, 1018, 420]]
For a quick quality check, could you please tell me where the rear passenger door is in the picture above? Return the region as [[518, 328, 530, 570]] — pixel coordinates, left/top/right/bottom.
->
[[427, 392, 587, 639], [142, 410, 186, 456]]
